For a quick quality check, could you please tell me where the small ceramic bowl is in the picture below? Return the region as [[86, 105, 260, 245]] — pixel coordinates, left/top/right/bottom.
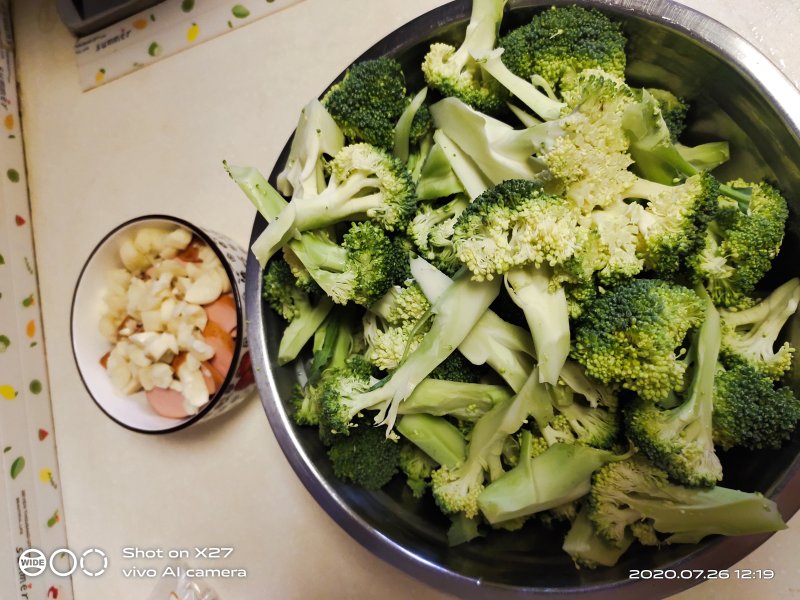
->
[[71, 215, 254, 434]]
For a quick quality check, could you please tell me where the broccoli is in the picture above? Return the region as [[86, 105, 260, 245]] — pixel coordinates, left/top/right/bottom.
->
[[262, 257, 334, 365], [675, 141, 730, 172], [421, 0, 507, 114], [363, 282, 431, 371], [713, 360, 800, 451], [718, 278, 800, 379], [691, 180, 790, 308], [627, 170, 720, 276], [276, 98, 344, 199], [625, 290, 723, 486], [408, 195, 470, 276], [577, 201, 644, 287], [291, 310, 358, 425], [572, 278, 704, 402], [428, 351, 483, 383], [398, 441, 438, 498], [396, 413, 467, 468], [563, 504, 634, 568], [327, 423, 400, 490], [400, 378, 512, 421], [499, 5, 627, 94], [322, 57, 409, 149], [286, 222, 407, 306], [588, 456, 786, 547], [394, 87, 432, 163], [431, 373, 541, 518], [477, 430, 627, 525], [447, 513, 484, 546], [552, 396, 620, 449], [453, 180, 581, 384], [645, 88, 688, 142], [471, 47, 566, 120], [414, 141, 466, 200], [321, 269, 502, 434], [251, 143, 416, 265]]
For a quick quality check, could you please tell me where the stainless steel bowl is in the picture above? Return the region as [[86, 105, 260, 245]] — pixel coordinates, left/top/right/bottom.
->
[[246, 1, 800, 597]]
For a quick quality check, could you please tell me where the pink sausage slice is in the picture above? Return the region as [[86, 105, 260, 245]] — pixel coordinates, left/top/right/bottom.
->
[[204, 320, 235, 377], [204, 293, 237, 335], [146, 387, 191, 419]]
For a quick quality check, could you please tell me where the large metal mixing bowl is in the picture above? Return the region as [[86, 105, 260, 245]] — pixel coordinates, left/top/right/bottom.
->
[[246, 1, 800, 597]]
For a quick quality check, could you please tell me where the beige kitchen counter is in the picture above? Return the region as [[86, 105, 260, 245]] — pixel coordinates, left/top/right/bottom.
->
[[11, 0, 800, 598]]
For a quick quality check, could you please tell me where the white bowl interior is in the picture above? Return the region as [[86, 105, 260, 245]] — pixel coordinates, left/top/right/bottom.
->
[[73, 218, 207, 432]]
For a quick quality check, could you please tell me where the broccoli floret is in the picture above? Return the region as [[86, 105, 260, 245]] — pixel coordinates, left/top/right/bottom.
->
[[627, 171, 720, 276], [409, 195, 470, 276], [322, 58, 409, 149], [252, 143, 415, 265], [713, 360, 800, 451], [477, 430, 626, 525], [499, 5, 627, 93], [578, 201, 644, 286], [563, 504, 634, 568], [691, 180, 790, 308], [396, 413, 467, 468], [287, 222, 407, 306], [452, 180, 582, 384], [429, 351, 483, 383], [421, 0, 507, 114], [471, 47, 566, 121], [415, 141, 466, 200], [276, 98, 344, 198], [431, 381, 539, 518], [319, 359, 382, 436], [645, 88, 688, 142], [572, 278, 705, 402], [625, 291, 723, 486], [718, 278, 800, 379], [323, 269, 502, 434], [327, 423, 400, 490], [262, 257, 334, 365], [447, 513, 484, 546], [398, 441, 438, 497], [363, 282, 431, 371], [554, 397, 620, 449], [588, 456, 786, 547]]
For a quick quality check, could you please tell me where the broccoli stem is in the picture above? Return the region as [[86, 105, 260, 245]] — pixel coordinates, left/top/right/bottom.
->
[[675, 141, 730, 172], [625, 176, 673, 202], [396, 414, 466, 467], [277, 296, 334, 365], [432, 129, 492, 200], [505, 265, 571, 385], [563, 506, 634, 568], [415, 141, 466, 200], [362, 269, 502, 431], [394, 87, 428, 163], [292, 175, 384, 231], [411, 256, 536, 392], [477, 432, 623, 525], [399, 379, 512, 420], [452, 0, 505, 68], [225, 162, 288, 219], [472, 48, 566, 120]]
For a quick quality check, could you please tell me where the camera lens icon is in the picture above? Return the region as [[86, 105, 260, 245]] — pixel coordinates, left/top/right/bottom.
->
[[18, 549, 47, 577], [18, 547, 108, 577]]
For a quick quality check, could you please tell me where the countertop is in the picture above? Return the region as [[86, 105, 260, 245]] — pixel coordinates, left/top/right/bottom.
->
[[11, 0, 800, 598]]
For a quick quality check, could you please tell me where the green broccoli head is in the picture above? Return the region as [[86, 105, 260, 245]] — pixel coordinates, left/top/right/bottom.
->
[[691, 180, 789, 308], [429, 351, 483, 384], [408, 195, 469, 276], [453, 179, 581, 280], [572, 279, 705, 402], [645, 88, 688, 142], [287, 222, 408, 307], [262, 257, 310, 322], [555, 400, 620, 449], [328, 423, 400, 490], [421, 0, 508, 114], [718, 278, 800, 379], [713, 361, 800, 451], [319, 357, 382, 436], [588, 456, 786, 547], [629, 171, 720, 277], [398, 441, 437, 498], [500, 5, 627, 93], [322, 58, 408, 149]]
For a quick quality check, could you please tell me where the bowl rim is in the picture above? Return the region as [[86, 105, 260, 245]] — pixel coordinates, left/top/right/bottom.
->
[[246, 0, 800, 597], [71, 213, 245, 435]]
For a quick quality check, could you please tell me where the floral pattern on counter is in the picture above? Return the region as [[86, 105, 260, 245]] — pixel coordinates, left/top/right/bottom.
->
[[0, 0, 73, 597], [75, 0, 306, 90]]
